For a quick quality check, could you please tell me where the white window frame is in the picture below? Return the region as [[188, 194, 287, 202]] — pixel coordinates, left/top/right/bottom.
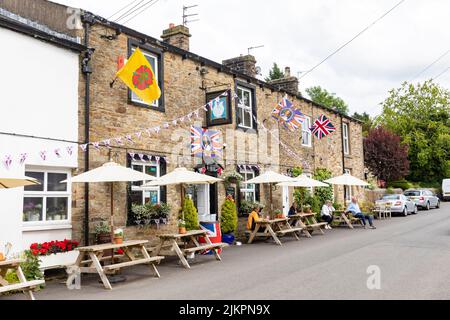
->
[[22, 167, 72, 228], [302, 116, 312, 147], [344, 169, 352, 202], [130, 47, 159, 108], [131, 160, 161, 204], [237, 86, 254, 129], [240, 169, 256, 202], [343, 123, 350, 155]]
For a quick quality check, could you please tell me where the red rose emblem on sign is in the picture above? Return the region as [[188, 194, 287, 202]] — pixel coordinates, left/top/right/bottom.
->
[[132, 65, 153, 90]]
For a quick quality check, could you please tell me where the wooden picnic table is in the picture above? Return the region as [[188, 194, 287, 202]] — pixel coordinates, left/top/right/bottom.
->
[[288, 213, 327, 237], [0, 259, 45, 300], [247, 217, 302, 246], [75, 240, 164, 290], [333, 210, 364, 229], [149, 230, 226, 269]]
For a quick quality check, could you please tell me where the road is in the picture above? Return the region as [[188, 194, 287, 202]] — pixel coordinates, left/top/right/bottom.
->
[[5, 203, 450, 300]]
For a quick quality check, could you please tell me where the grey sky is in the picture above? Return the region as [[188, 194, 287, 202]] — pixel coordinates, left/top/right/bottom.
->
[[53, 0, 450, 116]]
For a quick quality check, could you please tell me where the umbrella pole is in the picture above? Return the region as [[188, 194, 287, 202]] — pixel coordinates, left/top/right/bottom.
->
[[269, 183, 273, 219]]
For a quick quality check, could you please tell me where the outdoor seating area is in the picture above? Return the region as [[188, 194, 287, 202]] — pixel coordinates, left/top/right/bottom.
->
[[0, 168, 405, 299]]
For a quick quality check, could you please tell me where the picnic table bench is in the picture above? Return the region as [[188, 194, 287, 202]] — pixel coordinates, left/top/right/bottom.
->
[[247, 217, 301, 246], [75, 240, 164, 290], [333, 211, 364, 229], [149, 230, 226, 269], [0, 259, 45, 300], [289, 213, 327, 236]]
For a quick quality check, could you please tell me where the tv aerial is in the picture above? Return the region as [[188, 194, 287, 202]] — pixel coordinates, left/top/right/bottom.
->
[[183, 4, 199, 26]]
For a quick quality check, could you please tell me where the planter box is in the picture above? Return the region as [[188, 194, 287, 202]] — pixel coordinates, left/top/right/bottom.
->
[[39, 251, 79, 271]]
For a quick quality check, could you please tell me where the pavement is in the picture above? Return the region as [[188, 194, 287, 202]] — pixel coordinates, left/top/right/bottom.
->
[[4, 202, 450, 300]]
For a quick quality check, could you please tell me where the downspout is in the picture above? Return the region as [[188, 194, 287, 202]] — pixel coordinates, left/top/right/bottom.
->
[[81, 14, 95, 245], [340, 115, 346, 202]]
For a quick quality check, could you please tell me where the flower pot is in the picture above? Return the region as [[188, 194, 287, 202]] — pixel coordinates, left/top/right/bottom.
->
[[96, 233, 112, 244], [113, 236, 123, 245], [179, 227, 187, 234], [39, 251, 79, 270], [0, 252, 5, 262], [222, 233, 235, 245]]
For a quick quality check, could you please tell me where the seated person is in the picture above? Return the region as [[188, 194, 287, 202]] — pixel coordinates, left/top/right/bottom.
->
[[347, 196, 376, 229], [288, 203, 297, 216], [320, 200, 335, 230], [247, 206, 266, 232]]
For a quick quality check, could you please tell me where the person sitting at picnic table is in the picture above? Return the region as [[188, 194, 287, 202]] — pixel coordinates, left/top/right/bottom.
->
[[288, 202, 297, 216], [247, 206, 266, 231], [347, 196, 376, 229], [321, 200, 335, 230]]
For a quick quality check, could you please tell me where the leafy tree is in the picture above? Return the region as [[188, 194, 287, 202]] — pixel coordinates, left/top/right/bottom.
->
[[352, 111, 373, 137], [306, 86, 349, 115], [364, 126, 410, 183], [181, 197, 199, 231], [265, 63, 284, 81], [376, 80, 450, 183], [220, 196, 238, 234]]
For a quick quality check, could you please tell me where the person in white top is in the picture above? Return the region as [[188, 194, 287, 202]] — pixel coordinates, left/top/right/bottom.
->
[[321, 200, 335, 229]]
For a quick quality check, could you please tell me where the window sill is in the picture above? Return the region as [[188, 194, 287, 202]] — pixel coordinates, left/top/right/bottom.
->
[[302, 144, 312, 148], [127, 100, 165, 113], [236, 126, 258, 134], [22, 224, 72, 232]]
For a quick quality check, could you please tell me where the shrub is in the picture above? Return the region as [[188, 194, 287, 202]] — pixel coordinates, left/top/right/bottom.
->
[[387, 179, 413, 190], [181, 197, 199, 231], [220, 195, 238, 234], [313, 168, 334, 205]]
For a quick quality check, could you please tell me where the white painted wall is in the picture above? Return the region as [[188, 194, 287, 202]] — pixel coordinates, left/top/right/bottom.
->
[[0, 27, 79, 255]]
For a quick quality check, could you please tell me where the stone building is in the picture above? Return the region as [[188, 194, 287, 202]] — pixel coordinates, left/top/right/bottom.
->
[[1, 0, 365, 246]]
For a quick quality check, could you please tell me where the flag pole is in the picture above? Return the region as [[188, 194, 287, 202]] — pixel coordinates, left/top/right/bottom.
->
[[110, 77, 118, 88]]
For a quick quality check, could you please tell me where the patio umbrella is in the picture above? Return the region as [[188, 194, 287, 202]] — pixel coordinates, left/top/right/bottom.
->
[[142, 167, 222, 204], [324, 173, 369, 203], [0, 176, 40, 189], [64, 162, 157, 238], [245, 171, 295, 217], [277, 175, 329, 212]]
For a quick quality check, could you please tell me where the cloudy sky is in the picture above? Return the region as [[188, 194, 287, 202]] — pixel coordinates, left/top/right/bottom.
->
[[54, 0, 450, 116]]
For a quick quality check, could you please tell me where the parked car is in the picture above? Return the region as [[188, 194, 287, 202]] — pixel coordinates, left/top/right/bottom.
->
[[443, 179, 450, 201], [375, 194, 417, 216], [404, 189, 440, 210]]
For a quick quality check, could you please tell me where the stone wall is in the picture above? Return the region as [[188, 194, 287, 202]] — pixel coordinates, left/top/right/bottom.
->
[[73, 22, 365, 244]]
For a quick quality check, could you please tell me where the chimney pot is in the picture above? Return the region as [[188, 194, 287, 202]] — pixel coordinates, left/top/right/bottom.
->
[[285, 67, 291, 77], [169, 23, 175, 28]]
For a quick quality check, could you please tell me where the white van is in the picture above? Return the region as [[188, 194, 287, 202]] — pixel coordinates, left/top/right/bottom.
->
[[443, 179, 450, 201]]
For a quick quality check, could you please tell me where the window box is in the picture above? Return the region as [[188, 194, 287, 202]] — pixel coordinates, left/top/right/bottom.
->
[[39, 251, 79, 271]]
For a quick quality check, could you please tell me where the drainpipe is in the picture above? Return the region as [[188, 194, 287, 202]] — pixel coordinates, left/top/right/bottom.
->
[[340, 115, 346, 202], [81, 15, 95, 245]]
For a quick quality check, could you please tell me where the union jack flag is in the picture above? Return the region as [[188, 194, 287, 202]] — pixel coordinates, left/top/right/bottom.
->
[[272, 97, 305, 131], [310, 114, 336, 139], [191, 126, 223, 159]]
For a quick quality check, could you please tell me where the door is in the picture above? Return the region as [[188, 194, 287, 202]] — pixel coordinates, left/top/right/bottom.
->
[[195, 184, 210, 219], [283, 186, 290, 216]]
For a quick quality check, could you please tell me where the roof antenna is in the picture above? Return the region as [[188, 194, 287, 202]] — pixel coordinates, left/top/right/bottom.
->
[[183, 4, 199, 26], [248, 45, 264, 55]]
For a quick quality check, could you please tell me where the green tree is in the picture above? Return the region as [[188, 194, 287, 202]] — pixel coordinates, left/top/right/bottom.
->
[[220, 196, 238, 234], [306, 86, 349, 115], [352, 111, 373, 137], [376, 80, 450, 183], [265, 63, 284, 81], [181, 197, 199, 231]]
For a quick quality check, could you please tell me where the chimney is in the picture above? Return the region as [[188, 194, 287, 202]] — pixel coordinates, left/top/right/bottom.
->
[[268, 66, 299, 95], [222, 55, 257, 78], [161, 23, 191, 51]]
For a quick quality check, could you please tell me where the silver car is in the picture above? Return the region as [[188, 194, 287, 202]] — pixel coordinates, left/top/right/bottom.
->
[[404, 189, 440, 210], [375, 194, 417, 216]]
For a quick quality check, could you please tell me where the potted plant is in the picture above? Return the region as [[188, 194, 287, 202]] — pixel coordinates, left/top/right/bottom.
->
[[223, 171, 244, 185], [304, 205, 312, 213], [113, 228, 124, 244], [220, 195, 238, 245], [30, 239, 80, 270], [131, 203, 147, 227], [181, 196, 199, 231], [155, 202, 171, 222], [94, 220, 111, 244], [178, 219, 187, 234], [274, 209, 284, 219]]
